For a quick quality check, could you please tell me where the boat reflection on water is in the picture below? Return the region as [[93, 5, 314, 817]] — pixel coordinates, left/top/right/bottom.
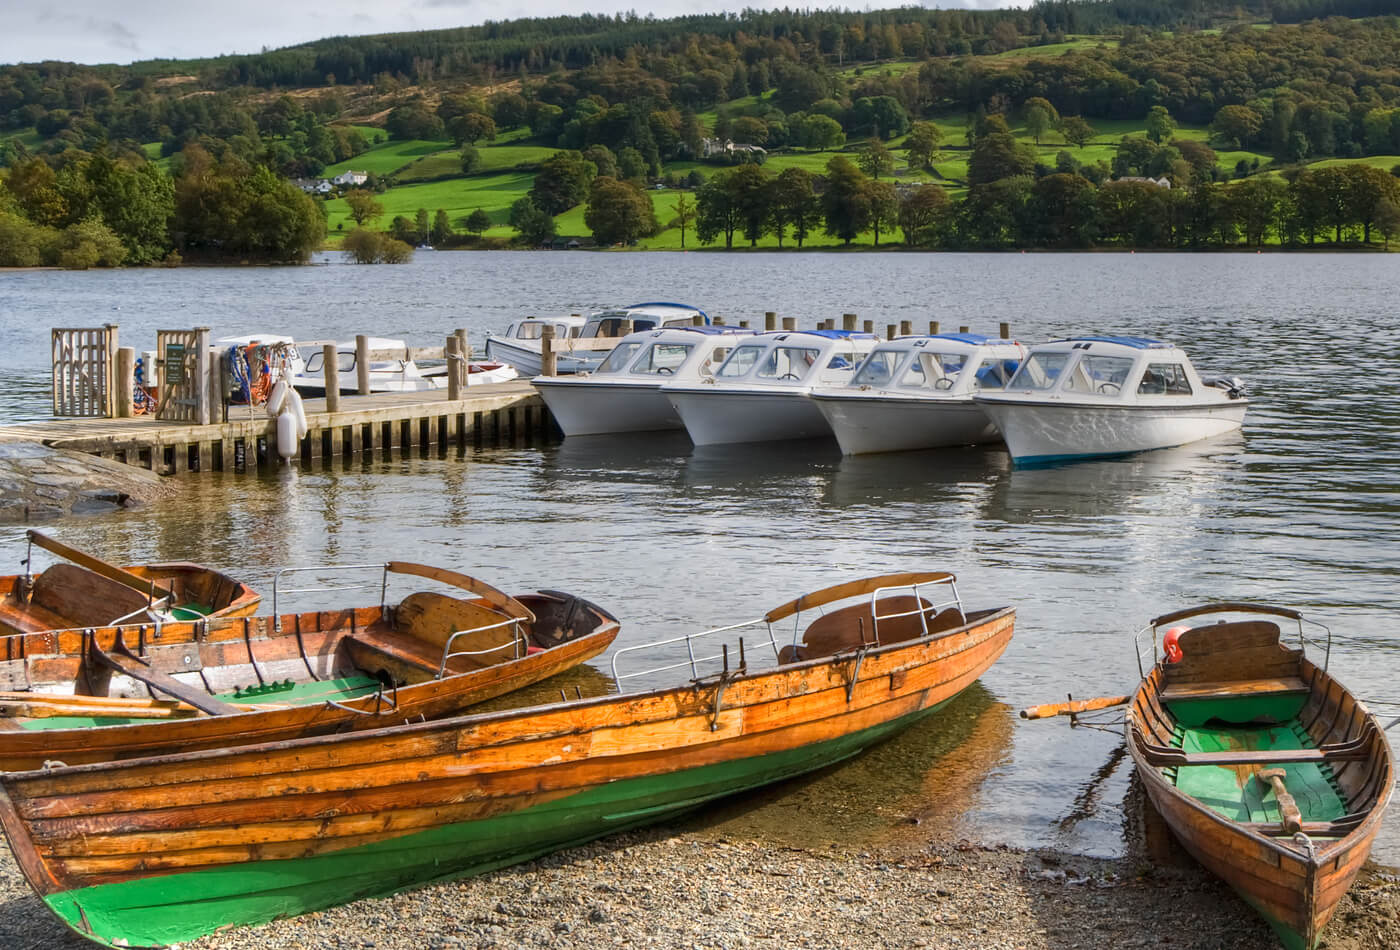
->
[[685, 682, 1014, 854], [825, 446, 1010, 511]]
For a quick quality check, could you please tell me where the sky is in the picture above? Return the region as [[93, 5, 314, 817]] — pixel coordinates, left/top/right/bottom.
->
[[3, 2, 1021, 67]]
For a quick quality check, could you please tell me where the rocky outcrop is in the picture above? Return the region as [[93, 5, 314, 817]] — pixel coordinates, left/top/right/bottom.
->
[[0, 441, 177, 522]]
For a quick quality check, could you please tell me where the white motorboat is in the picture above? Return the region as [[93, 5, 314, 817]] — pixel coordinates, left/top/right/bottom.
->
[[485, 303, 708, 376], [294, 338, 517, 396], [972, 336, 1247, 465], [809, 333, 1028, 455], [662, 330, 878, 445], [533, 326, 757, 436]]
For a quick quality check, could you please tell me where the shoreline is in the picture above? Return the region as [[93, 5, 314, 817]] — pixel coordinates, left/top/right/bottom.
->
[[4, 823, 1396, 950]]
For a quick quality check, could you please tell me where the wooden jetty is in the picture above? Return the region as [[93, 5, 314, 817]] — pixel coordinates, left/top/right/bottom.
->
[[0, 381, 553, 475]]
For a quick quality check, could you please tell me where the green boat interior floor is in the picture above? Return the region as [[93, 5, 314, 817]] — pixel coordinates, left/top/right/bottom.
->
[[1165, 705, 1347, 828]]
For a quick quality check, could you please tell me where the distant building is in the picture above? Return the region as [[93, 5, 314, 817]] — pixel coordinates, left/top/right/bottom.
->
[[700, 138, 767, 159], [333, 170, 369, 187], [293, 178, 333, 195], [1114, 175, 1171, 189]]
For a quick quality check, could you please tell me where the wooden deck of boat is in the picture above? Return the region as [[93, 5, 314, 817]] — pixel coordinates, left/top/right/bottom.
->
[[0, 381, 553, 474]]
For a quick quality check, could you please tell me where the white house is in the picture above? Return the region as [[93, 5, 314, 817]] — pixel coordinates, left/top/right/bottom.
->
[[292, 178, 334, 195], [1114, 175, 1171, 189], [700, 138, 767, 159], [333, 170, 369, 187]]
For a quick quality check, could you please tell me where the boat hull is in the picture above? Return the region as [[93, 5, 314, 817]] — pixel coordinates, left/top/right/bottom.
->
[[0, 607, 1013, 948], [975, 398, 1247, 464], [811, 394, 999, 455], [533, 379, 680, 436], [667, 388, 833, 445]]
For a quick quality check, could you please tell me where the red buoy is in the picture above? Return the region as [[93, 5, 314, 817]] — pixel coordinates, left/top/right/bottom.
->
[[1163, 625, 1190, 663]]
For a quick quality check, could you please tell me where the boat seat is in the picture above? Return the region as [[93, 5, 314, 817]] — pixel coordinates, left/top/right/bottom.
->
[[0, 596, 73, 635], [31, 564, 155, 628], [1160, 676, 1310, 703], [342, 629, 447, 685], [1135, 734, 1371, 768], [779, 601, 964, 663]]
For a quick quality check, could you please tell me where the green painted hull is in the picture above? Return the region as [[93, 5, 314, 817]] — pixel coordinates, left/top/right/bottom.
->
[[47, 693, 960, 947]]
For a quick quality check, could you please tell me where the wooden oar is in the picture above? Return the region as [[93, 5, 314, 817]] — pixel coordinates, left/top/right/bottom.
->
[[1020, 694, 1130, 720], [26, 531, 174, 604], [0, 693, 269, 721], [1256, 768, 1304, 834]]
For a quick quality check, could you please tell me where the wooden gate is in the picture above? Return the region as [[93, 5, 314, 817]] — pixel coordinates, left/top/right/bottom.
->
[[51, 326, 115, 417], [155, 328, 212, 424]]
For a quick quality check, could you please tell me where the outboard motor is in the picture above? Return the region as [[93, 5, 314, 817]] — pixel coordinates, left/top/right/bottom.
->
[[1206, 376, 1247, 399]]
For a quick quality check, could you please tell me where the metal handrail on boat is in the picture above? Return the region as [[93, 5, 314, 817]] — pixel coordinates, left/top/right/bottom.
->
[[439, 618, 526, 678], [271, 563, 389, 631], [610, 618, 782, 693], [775, 579, 963, 652], [1134, 605, 1333, 677]]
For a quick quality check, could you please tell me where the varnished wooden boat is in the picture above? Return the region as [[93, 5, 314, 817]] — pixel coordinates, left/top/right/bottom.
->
[[0, 571, 1011, 948], [0, 560, 619, 771], [1127, 603, 1394, 950], [0, 531, 260, 637]]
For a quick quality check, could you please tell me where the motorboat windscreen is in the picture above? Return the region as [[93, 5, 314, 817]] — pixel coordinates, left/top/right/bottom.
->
[[1064, 354, 1134, 394], [1008, 352, 1070, 391], [715, 344, 768, 378], [631, 342, 694, 375], [596, 343, 644, 374]]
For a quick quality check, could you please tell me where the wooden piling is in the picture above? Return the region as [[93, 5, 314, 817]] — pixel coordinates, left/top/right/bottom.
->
[[886, 324, 897, 340], [322, 344, 341, 412], [1000, 322, 1011, 339], [960, 325, 970, 334], [764, 312, 777, 331], [739, 320, 749, 328], [455, 328, 470, 362], [355, 335, 371, 395], [445, 335, 462, 401], [541, 326, 556, 377], [714, 316, 725, 326], [899, 320, 912, 336], [863, 320, 874, 334], [842, 313, 857, 331], [930, 321, 940, 335], [782, 317, 795, 331], [114, 348, 135, 419]]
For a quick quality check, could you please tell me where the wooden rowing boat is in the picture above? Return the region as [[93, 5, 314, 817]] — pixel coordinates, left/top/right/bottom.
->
[[1126, 603, 1394, 950], [0, 560, 619, 771], [0, 531, 261, 637], [0, 570, 1011, 948]]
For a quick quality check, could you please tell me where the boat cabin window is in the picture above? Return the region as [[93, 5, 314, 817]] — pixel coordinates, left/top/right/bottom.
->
[[631, 342, 693, 375], [513, 321, 551, 340], [582, 317, 639, 339], [1138, 362, 1193, 396], [596, 342, 643, 374], [304, 351, 357, 374], [970, 358, 1019, 390], [1065, 354, 1134, 394], [853, 350, 901, 386], [660, 316, 701, 328], [698, 346, 734, 377], [1008, 352, 1069, 391], [903, 352, 968, 390], [715, 344, 767, 378], [756, 346, 820, 381], [826, 347, 859, 371]]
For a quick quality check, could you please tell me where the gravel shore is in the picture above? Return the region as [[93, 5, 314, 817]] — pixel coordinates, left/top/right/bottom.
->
[[3, 816, 1396, 950]]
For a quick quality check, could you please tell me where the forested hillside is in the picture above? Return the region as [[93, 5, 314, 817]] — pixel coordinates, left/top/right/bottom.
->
[[2, 0, 1399, 264]]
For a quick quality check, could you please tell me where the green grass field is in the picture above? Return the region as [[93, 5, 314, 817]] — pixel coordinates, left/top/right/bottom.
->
[[323, 139, 447, 177], [989, 36, 1120, 59]]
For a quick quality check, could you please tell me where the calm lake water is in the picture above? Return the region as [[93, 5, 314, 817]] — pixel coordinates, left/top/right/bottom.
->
[[0, 251, 1396, 863]]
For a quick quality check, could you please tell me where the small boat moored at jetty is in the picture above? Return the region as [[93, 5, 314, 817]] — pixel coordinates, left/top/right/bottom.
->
[[533, 326, 758, 436], [0, 571, 1012, 948], [0, 560, 618, 770], [0, 531, 259, 637], [663, 329, 878, 445], [1127, 603, 1392, 950], [809, 333, 1028, 455], [973, 336, 1247, 465], [293, 338, 516, 396], [486, 303, 709, 376]]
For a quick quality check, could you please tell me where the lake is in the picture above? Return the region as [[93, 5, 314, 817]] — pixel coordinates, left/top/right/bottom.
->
[[0, 250, 1396, 862]]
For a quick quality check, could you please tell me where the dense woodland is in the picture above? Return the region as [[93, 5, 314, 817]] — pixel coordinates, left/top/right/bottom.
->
[[2, 0, 1400, 264]]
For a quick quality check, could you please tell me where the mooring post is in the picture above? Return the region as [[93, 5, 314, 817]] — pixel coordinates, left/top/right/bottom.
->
[[714, 316, 725, 326], [764, 311, 776, 331], [886, 324, 897, 340], [960, 325, 970, 334], [843, 313, 857, 331], [323, 344, 341, 413], [541, 325, 557, 377], [930, 321, 940, 335], [455, 328, 470, 362], [445, 334, 462, 400], [863, 320, 874, 334], [739, 319, 749, 328], [899, 320, 912, 336], [114, 347, 135, 418], [1000, 321, 1011, 339], [104, 323, 119, 418], [782, 317, 795, 331], [355, 334, 371, 395]]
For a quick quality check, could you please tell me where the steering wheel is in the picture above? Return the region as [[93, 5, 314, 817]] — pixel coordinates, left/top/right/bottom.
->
[[933, 378, 954, 391], [779, 373, 802, 381], [656, 367, 673, 375], [1097, 382, 1121, 395]]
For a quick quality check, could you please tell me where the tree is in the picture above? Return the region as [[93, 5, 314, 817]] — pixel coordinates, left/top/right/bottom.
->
[[671, 192, 694, 248], [385, 104, 444, 141], [1145, 106, 1176, 145], [850, 96, 909, 140], [1345, 164, 1400, 243], [582, 145, 617, 179], [866, 180, 898, 246], [729, 164, 772, 247], [1025, 105, 1053, 146], [585, 177, 657, 246], [1059, 116, 1095, 149], [617, 147, 647, 183], [344, 228, 413, 264], [415, 208, 430, 245], [465, 208, 492, 235], [796, 114, 845, 151], [508, 197, 555, 245], [857, 139, 894, 180], [450, 113, 496, 146], [1375, 197, 1400, 249], [1210, 105, 1263, 149], [821, 156, 872, 245], [1231, 177, 1285, 247], [771, 167, 819, 248], [490, 93, 529, 131], [1024, 173, 1099, 248], [344, 189, 382, 226], [730, 116, 769, 147], [1172, 139, 1218, 182], [904, 121, 942, 172], [460, 146, 481, 174], [432, 209, 452, 245], [530, 151, 596, 216], [696, 170, 743, 248], [898, 184, 949, 247], [968, 132, 1037, 187], [173, 154, 325, 263]]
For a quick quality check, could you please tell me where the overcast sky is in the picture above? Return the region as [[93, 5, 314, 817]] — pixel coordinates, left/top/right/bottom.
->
[[4, 2, 1021, 67]]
